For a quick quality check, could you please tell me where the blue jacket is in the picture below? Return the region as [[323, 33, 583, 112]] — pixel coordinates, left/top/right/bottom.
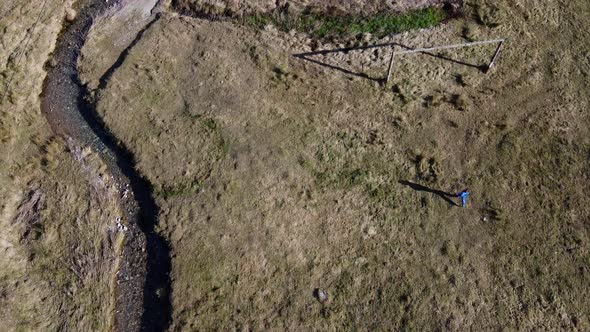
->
[[458, 191, 469, 207]]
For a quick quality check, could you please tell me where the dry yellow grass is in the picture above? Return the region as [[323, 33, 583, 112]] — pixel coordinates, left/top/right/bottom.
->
[[1, 0, 589, 330], [1, 1, 124, 330], [89, 0, 590, 329]]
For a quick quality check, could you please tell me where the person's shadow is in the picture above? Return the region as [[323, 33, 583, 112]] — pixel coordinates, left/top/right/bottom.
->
[[399, 180, 458, 207]]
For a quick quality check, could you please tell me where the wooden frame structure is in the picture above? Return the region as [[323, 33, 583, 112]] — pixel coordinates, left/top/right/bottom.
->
[[386, 38, 505, 84]]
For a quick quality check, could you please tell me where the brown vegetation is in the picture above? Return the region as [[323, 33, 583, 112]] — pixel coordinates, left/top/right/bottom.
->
[[1, 0, 589, 330]]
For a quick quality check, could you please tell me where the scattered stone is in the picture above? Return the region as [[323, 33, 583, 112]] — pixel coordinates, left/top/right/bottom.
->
[[314, 288, 328, 303], [116, 217, 128, 232], [66, 8, 77, 22]]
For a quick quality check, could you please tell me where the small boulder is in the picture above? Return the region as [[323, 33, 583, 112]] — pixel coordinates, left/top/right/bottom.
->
[[65, 8, 77, 22], [313, 288, 328, 303]]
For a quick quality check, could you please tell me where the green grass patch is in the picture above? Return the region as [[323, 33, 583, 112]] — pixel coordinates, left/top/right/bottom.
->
[[156, 179, 201, 199], [201, 117, 231, 156], [244, 7, 448, 39]]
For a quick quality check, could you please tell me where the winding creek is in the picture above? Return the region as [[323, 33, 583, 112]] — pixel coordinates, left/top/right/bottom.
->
[[41, 0, 170, 330]]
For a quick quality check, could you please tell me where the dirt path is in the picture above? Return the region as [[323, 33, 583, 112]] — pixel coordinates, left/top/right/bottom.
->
[[41, 0, 170, 330]]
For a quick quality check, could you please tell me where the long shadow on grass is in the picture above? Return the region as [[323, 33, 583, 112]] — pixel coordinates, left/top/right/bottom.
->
[[293, 42, 485, 83], [399, 180, 458, 207], [293, 53, 383, 82]]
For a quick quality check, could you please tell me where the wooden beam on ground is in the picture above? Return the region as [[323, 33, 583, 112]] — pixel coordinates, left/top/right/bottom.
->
[[386, 45, 396, 84], [392, 39, 506, 55], [487, 40, 505, 71]]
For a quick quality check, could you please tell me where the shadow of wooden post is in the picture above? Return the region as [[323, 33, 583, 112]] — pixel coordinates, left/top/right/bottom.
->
[[292, 38, 506, 84]]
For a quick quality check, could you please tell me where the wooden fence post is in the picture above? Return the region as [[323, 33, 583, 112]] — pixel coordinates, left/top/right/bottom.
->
[[487, 40, 504, 71], [386, 45, 396, 84]]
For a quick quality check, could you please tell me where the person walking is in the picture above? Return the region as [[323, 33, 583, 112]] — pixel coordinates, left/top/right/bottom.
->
[[456, 189, 470, 208]]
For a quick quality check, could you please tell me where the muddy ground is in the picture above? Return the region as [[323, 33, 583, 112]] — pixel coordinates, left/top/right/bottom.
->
[[2, 0, 590, 330]]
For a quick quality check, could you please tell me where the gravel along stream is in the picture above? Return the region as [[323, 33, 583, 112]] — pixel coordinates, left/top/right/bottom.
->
[[41, 0, 170, 330]]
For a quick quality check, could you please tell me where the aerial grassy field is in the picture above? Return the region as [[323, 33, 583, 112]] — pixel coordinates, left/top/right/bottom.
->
[[1, 0, 589, 330], [88, 0, 589, 329]]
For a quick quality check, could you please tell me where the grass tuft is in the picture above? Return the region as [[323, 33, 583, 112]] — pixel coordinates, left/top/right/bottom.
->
[[157, 179, 201, 199]]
